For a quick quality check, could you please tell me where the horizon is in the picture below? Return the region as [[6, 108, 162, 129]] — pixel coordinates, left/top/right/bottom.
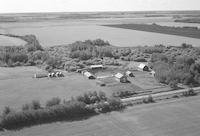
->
[[0, 0, 199, 13], [0, 9, 200, 15]]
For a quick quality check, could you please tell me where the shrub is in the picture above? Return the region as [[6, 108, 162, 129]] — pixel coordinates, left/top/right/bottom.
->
[[143, 95, 154, 103], [22, 100, 41, 111], [46, 97, 61, 107], [182, 88, 197, 96], [0, 101, 95, 129], [2, 106, 13, 117]]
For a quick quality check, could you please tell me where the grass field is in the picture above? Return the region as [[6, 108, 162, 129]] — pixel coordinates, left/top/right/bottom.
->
[[1, 94, 200, 136], [0, 35, 26, 46], [0, 66, 110, 111], [1, 17, 200, 47], [104, 23, 200, 39]]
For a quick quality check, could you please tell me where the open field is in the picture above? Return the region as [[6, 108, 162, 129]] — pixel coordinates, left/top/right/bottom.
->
[[0, 66, 110, 111], [1, 23, 200, 47], [2, 94, 200, 136], [104, 23, 200, 39], [0, 35, 26, 46], [0, 16, 200, 47], [154, 22, 200, 28]]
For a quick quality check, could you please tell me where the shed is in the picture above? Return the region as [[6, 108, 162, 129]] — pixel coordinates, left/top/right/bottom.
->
[[138, 63, 149, 71], [33, 73, 48, 78], [115, 73, 128, 83], [84, 71, 95, 79], [90, 65, 104, 69], [150, 70, 156, 77], [126, 71, 135, 77]]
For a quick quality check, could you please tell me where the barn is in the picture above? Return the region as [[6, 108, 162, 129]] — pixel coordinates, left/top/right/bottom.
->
[[84, 71, 96, 79], [138, 63, 149, 71], [115, 73, 128, 83], [126, 71, 135, 77]]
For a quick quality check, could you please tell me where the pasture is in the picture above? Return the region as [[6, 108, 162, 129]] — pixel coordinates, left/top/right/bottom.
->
[[1, 94, 200, 136]]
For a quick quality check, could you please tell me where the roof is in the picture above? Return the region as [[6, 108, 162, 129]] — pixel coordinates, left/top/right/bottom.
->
[[90, 65, 103, 69], [115, 73, 125, 79], [138, 63, 148, 69], [126, 71, 132, 75], [84, 71, 94, 77]]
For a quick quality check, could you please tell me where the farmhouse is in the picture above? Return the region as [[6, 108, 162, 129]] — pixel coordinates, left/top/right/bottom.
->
[[126, 71, 135, 77], [84, 71, 96, 79], [115, 73, 128, 83], [90, 65, 104, 69], [138, 63, 149, 71]]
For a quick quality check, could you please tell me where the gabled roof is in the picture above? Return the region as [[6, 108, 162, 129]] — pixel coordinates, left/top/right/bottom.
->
[[115, 73, 125, 79], [138, 63, 148, 69], [84, 71, 94, 77], [126, 71, 132, 75]]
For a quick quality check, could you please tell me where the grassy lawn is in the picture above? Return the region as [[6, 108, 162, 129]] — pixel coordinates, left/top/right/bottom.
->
[[0, 67, 110, 111], [1, 95, 200, 136]]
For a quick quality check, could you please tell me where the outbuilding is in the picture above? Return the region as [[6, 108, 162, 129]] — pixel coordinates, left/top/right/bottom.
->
[[138, 63, 149, 71], [125, 71, 135, 77], [90, 65, 104, 69], [84, 71, 96, 79], [115, 73, 128, 83], [34, 73, 48, 78]]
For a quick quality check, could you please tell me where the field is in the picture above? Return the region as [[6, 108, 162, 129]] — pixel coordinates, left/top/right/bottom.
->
[[155, 22, 200, 28], [0, 35, 26, 46], [1, 94, 200, 136], [0, 66, 111, 111], [1, 16, 200, 47], [104, 23, 200, 39]]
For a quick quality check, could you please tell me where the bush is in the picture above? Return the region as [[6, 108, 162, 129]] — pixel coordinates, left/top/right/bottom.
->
[[0, 101, 95, 129], [2, 106, 13, 117], [182, 88, 197, 97], [46, 97, 61, 107], [143, 95, 155, 103], [22, 100, 41, 111]]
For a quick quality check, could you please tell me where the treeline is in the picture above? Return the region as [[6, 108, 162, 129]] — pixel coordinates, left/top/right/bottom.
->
[[69, 39, 114, 60], [0, 91, 123, 130], [150, 53, 200, 88], [0, 34, 44, 67]]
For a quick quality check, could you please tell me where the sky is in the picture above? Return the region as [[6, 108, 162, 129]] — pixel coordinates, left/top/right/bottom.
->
[[0, 0, 199, 13]]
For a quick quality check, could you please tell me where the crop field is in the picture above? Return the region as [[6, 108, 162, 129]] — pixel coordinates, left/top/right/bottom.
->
[[2, 95, 200, 136], [154, 22, 200, 28], [0, 66, 110, 111], [104, 23, 200, 39], [0, 18, 200, 47]]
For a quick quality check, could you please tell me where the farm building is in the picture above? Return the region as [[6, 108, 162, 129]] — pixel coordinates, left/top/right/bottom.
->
[[126, 71, 135, 77], [90, 65, 104, 69], [150, 70, 156, 76], [33, 73, 48, 78], [115, 73, 128, 83], [84, 71, 96, 79], [138, 63, 149, 71]]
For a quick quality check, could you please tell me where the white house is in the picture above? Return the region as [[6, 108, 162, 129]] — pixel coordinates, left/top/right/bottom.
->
[[115, 73, 128, 83], [126, 71, 135, 77]]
